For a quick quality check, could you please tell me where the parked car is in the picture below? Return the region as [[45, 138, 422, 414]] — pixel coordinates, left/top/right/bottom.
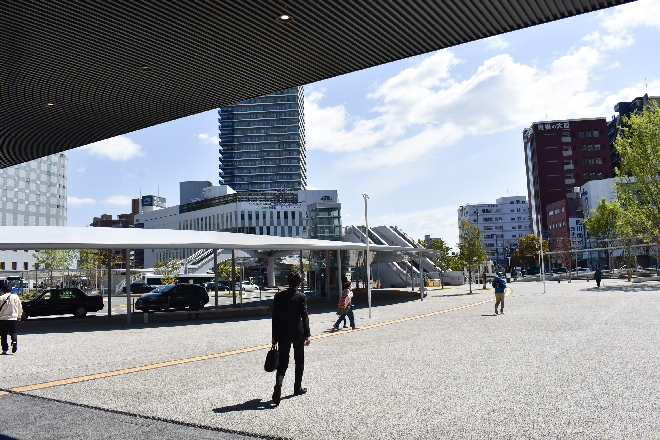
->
[[552, 268, 567, 274], [235, 280, 259, 292], [135, 284, 209, 312], [21, 287, 104, 319], [203, 281, 229, 291], [122, 283, 155, 294]]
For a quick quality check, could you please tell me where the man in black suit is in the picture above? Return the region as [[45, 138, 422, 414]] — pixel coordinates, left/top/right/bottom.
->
[[271, 272, 310, 406]]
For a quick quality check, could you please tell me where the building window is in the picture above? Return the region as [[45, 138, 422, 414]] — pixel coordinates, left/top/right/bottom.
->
[[586, 131, 592, 138], [594, 144, 601, 151], [12, 262, 17, 270], [597, 172, 603, 179], [579, 131, 584, 138], [587, 144, 593, 151], [583, 172, 589, 179], [23, 262, 28, 270], [593, 131, 599, 137], [0, 263, 4, 270]]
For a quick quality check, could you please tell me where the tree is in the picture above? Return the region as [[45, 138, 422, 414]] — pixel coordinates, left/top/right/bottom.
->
[[154, 258, 179, 285], [554, 234, 575, 282], [457, 220, 487, 294], [613, 100, 660, 245], [418, 238, 452, 288], [583, 198, 626, 270], [215, 258, 241, 282], [512, 234, 549, 270], [33, 249, 80, 286]]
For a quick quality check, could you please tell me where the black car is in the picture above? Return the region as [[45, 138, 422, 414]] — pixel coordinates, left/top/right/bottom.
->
[[122, 283, 155, 294], [203, 280, 229, 291], [135, 284, 209, 312], [21, 287, 104, 319]]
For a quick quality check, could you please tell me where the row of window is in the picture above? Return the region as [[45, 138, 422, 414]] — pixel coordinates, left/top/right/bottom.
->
[[177, 210, 306, 232], [218, 111, 300, 121], [0, 262, 29, 270], [578, 130, 602, 138]]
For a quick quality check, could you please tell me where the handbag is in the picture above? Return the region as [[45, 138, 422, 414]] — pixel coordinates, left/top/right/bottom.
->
[[264, 344, 279, 372]]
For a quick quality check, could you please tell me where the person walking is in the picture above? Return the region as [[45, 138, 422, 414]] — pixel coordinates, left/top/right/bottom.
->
[[333, 281, 356, 330], [594, 267, 603, 287], [491, 272, 507, 315], [271, 272, 310, 406], [0, 283, 22, 355]]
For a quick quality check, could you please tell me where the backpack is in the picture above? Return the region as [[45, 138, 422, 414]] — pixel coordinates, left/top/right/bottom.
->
[[493, 278, 503, 290]]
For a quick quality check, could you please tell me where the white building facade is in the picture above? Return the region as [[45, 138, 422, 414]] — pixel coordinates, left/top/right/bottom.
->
[[135, 185, 339, 268], [0, 152, 67, 272], [458, 196, 531, 266]]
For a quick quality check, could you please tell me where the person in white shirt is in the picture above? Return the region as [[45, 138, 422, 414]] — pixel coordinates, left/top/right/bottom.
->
[[0, 283, 23, 355]]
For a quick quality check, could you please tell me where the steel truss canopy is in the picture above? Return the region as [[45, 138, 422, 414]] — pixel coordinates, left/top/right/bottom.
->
[[1, 0, 630, 167]]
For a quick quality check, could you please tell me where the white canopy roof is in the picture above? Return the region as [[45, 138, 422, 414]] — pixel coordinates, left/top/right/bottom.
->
[[0, 226, 432, 254]]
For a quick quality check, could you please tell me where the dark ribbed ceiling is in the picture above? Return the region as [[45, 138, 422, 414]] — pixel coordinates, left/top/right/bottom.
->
[[0, 0, 632, 167]]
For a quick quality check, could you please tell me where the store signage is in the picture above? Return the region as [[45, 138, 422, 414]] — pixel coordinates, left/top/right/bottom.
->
[[537, 122, 570, 130]]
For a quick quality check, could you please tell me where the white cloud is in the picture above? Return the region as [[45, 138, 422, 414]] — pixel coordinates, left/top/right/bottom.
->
[[485, 36, 510, 50], [79, 136, 145, 161], [582, 31, 634, 51], [102, 195, 133, 206], [599, 0, 660, 31], [198, 133, 219, 145], [76, 167, 85, 173], [67, 196, 96, 208]]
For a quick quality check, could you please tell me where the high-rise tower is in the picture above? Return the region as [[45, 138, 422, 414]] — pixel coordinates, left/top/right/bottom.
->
[[218, 87, 306, 192]]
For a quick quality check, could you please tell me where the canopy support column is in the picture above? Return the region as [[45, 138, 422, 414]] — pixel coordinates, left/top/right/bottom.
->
[[336, 250, 342, 297], [107, 251, 112, 317], [213, 249, 218, 308], [299, 250, 304, 294], [325, 250, 330, 303], [267, 256, 275, 288], [419, 251, 424, 301], [125, 249, 131, 325], [232, 249, 236, 306]]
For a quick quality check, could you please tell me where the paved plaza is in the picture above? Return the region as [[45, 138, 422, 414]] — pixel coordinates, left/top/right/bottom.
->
[[1, 278, 659, 439]]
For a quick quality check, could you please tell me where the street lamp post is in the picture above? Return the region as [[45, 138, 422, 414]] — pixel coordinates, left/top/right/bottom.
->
[[363, 194, 371, 318]]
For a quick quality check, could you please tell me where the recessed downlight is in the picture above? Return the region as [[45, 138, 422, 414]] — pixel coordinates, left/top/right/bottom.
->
[[140, 66, 152, 72], [277, 13, 292, 23], [46, 103, 55, 107]]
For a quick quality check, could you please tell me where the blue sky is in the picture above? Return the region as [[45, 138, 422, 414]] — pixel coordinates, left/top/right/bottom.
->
[[67, 0, 660, 249]]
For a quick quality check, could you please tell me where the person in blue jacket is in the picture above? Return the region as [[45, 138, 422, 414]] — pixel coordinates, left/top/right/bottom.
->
[[491, 272, 507, 315]]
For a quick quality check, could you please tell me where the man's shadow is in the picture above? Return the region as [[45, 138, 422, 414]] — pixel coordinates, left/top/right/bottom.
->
[[212, 396, 294, 413]]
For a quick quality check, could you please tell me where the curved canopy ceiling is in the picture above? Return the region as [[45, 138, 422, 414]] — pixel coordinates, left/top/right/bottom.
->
[[0, 0, 630, 167]]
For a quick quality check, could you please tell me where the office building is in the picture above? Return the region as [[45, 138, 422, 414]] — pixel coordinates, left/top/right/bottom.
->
[[523, 118, 610, 236], [545, 198, 584, 248], [457, 196, 531, 265], [180, 181, 212, 205], [608, 93, 660, 171], [218, 87, 306, 192], [135, 185, 338, 268], [0, 152, 67, 272]]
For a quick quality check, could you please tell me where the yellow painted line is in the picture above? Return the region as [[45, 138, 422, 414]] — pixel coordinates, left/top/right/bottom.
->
[[10, 288, 510, 393], [0, 391, 8, 396]]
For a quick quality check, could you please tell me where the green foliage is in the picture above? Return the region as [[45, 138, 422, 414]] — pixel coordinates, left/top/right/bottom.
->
[[215, 259, 241, 281], [457, 220, 487, 294], [583, 198, 625, 246], [34, 249, 80, 270], [418, 238, 452, 287], [512, 234, 549, 268], [613, 100, 660, 243], [154, 258, 179, 285]]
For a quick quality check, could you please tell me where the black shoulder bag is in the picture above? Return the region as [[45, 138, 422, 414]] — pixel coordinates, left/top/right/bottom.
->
[[264, 344, 279, 372]]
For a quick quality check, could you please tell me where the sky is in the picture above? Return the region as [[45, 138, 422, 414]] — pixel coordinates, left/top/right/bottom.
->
[[66, 0, 660, 249]]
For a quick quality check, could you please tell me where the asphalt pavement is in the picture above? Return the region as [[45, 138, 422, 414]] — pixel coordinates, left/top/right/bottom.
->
[[1, 279, 660, 439]]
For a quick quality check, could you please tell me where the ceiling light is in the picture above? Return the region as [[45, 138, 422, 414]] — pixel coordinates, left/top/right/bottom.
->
[[277, 13, 292, 23], [46, 103, 55, 107], [140, 66, 152, 72]]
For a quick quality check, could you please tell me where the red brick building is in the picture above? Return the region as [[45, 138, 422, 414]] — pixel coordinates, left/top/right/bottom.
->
[[523, 118, 610, 237]]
